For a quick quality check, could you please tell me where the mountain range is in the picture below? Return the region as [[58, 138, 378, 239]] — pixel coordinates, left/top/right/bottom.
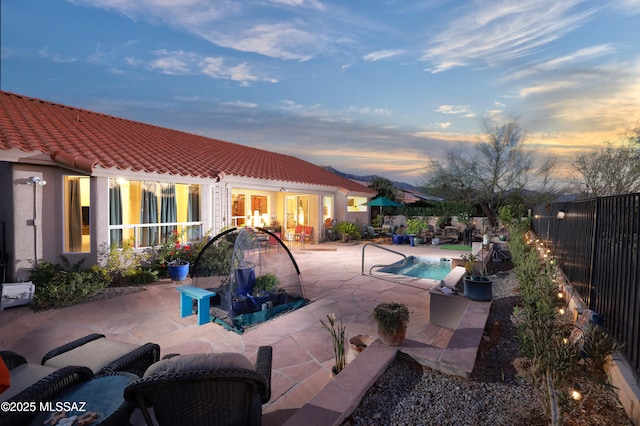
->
[[322, 166, 419, 191]]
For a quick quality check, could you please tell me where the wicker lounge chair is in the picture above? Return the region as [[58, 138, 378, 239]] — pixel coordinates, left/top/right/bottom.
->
[[41, 333, 161, 377], [0, 350, 93, 426], [124, 346, 273, 426]]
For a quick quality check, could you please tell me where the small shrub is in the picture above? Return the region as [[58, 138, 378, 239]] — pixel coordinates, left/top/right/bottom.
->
[[30, 260, 108, 310], [254, 273, 279, 294], [334, 221, 361, 240], [436, 216, 451, 229], [581, 323, 624, 378], [129, 269, 158, 284], [373, 302, 409, 336], [104, 240, 148, 286], [193, 238, 233, 276], [406, 219, 427, 235]]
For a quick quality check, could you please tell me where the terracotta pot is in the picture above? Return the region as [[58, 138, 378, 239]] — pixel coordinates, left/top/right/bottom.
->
[[377, 324, 406, 346], [347, 335, 374, 364]]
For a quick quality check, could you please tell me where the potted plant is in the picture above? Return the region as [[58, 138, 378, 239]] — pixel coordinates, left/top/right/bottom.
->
[[406, 219, 427, 245], [373, 302, 409, 346], [254, 273, 279, 295], [252, 273, 279, 308], [320, 313, 346, 375], [461, 252, 492, 301], [436, 216, 451, 230], [391, 226, 404, 245], [334, 221, 361, 242], [168, 259, 189, 281]]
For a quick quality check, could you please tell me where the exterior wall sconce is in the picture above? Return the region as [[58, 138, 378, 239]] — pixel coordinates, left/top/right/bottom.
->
[[556, 210, 567, 220], [27, 176, 47, 186]]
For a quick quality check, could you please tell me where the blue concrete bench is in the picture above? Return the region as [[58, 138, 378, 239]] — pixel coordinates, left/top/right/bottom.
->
[[176, 286, 216, 326]]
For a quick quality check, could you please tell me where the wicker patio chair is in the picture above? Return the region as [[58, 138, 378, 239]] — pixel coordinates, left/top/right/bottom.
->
[[0, 350, 93, 426], [41, 333, 161, 377], [124, 346, 273, 426]]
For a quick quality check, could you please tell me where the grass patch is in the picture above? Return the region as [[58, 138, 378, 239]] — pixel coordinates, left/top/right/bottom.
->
[[439, 244, 472, 251]]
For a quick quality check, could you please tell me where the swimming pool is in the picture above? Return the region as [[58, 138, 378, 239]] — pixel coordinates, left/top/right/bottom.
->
[[377, 256, 452, 281]]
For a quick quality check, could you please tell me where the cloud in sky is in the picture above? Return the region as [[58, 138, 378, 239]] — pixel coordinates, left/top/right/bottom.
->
[[38, 46, 77, 63], [3, 0, 640, 185], [363, 49, 405, 62], [421, 1, 598, 73], [147, 49, 278, 83]]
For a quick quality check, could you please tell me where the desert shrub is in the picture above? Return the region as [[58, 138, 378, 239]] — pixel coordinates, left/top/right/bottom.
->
[[190, 235, 234, 276], [580, 323, 624, 379], [104, 241, 156, 286], [30, 259, 108, 310]]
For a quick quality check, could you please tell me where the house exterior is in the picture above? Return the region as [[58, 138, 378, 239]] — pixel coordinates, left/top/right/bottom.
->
[[0, 91, 375, 283]]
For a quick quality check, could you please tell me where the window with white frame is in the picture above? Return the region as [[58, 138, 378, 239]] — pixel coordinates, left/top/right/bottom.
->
[[108, 178, 201, 248]]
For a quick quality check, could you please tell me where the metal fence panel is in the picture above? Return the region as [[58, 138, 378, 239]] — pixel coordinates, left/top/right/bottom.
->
[[532, 194, 640, 378]]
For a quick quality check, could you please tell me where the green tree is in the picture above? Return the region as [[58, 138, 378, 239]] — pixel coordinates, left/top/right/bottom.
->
[[422, 117, 556, 227], [368, 176, 401, 202]]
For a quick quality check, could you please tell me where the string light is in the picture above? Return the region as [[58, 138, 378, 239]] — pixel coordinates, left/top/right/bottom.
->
[[571, 384, 582, 400]]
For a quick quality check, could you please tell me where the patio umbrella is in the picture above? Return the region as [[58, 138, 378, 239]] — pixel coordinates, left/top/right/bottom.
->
[[362, 196, 401, 219]]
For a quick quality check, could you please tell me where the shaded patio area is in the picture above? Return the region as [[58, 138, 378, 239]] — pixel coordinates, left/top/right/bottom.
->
[[0, 241, 490, 425]]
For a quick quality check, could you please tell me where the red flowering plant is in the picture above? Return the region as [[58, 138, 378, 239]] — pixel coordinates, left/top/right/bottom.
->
[[150, 229, 196, 277]]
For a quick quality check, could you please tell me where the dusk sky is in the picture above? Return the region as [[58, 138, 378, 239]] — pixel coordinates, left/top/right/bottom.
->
[[2, 0, 639, 185]]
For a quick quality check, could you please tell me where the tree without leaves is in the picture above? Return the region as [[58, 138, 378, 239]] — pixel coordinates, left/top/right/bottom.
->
[[568, 142, 640, 198], [421, 117, 556, 227]]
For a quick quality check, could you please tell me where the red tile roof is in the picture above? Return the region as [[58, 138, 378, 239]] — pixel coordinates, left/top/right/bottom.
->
[[0, 91, 374, 193]]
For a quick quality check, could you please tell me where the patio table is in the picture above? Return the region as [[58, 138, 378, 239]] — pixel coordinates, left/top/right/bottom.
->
[[29, 372, 137, 426]]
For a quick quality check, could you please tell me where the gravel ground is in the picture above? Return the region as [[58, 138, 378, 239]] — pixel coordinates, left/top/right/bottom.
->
[[87, 285, 146, 301], [342, 259, 633, 426]]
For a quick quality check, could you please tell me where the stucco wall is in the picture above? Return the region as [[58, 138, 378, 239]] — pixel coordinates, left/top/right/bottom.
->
[[2, 162, 372, 280], [10, 165, 65, 281]]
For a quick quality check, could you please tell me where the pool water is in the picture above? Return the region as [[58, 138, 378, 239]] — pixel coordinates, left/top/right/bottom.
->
[[378, 256, 452, 281]]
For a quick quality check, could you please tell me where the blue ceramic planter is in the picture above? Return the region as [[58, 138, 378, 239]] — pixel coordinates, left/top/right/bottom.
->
[[463, 276, 493, 301], [168, 261, 190, 281]]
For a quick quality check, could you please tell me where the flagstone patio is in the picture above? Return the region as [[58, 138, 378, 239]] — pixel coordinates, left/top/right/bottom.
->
[[0, 241, 490, 426]]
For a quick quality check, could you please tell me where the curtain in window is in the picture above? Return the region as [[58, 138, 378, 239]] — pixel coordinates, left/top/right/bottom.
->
[[140, 182, 158, 246], [160, 183, 177, 242], [109, 180, 123, 247], [68, 177, 83, 252], [187, 184, 201, 241]]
